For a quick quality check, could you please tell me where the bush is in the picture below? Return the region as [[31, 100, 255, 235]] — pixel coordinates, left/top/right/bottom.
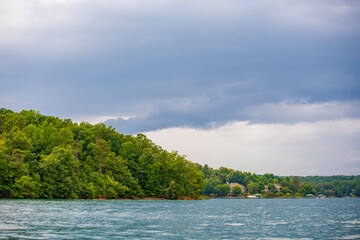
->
[[232, 185, 242, 195], [214, 184, 231, 196]]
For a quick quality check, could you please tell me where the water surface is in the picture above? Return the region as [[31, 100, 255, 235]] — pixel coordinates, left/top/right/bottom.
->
[[1, 198, 360, 239]]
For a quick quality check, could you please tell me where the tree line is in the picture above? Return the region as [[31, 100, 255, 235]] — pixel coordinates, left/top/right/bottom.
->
[[196, 164, 360, 198], [1, 108, 359, 199], [299, 176, 360, 197], [0, 109, 204, 199]]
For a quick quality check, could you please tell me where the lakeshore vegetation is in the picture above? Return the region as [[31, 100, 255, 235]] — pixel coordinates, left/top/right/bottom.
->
[[0, 108, 359, 199]]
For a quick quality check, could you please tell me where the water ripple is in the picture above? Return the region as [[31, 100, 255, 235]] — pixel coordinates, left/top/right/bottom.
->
[[0, 198, 360, 239]]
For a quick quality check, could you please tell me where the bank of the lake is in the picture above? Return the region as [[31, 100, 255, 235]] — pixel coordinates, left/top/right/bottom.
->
[[1, 198, 359, 239]]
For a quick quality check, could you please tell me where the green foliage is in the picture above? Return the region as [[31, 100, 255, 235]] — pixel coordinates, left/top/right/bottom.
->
[[203, 177, 222, 195], [299, 182, 316, 196], [267, 183, 276, 193], [354, 185, 360, 197], [227, 171, 245, 184], [10, 175, 41, 198], [292, 176, 300, 192], [299, 175, 360, 185], [0, 109, 204, 199], [247, 182, 260, 194], [214, 184, 231, 196], [231, 185, 242, 195], [313, 179, 359, 197]]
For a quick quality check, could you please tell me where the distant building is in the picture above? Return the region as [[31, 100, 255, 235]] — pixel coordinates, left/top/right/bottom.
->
[[264, 184, 281, 192], [227, 183, 247, 193]]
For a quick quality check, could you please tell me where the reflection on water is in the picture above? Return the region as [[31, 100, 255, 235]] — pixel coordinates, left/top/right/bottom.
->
[[0, 198, 359, 239]]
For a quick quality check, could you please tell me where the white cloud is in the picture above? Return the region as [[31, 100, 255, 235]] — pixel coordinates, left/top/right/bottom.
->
[[73, 115, 138, 125], [145, 119, 360, 176], [72, 115, 120, 125]]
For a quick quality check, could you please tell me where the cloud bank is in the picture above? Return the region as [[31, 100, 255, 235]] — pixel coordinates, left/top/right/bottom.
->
[[146, 119, 360, 176]]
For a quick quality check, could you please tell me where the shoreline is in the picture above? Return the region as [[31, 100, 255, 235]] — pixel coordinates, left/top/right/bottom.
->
[[206, 196, 358, 199], [0, 196, 204, 201], [1, 196, 357, 200]]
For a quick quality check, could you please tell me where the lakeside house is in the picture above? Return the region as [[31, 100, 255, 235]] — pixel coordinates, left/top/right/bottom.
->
[[227, 182, 247, 193], [264, 184, 281, 192]]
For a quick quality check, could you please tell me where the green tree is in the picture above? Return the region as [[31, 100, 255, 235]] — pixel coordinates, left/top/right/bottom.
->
[[227, 170, 245, 185], [247, 182, 260, 194], [203, 176, 222, 195], [214, 184, 231, 196], [202, 164, 211, 179], [232, 185, 242, 195], [299, 182, 316, 196], [268, 183, 276, 193], [39, 147, 78, 198], [59, 128, 74, 147], [354, 184, 360, 197], [292, 176, 301, 193], [10, 175, 41, 198], [281, 179, 294, 192]]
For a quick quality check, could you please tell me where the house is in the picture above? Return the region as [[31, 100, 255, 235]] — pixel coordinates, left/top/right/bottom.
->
[[264, 184, 281, 192], [227, 182, 247, 193]]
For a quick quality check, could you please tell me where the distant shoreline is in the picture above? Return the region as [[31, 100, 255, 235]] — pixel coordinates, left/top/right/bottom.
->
[[206, 196, 358, 199], [1, 196, 358, 200]]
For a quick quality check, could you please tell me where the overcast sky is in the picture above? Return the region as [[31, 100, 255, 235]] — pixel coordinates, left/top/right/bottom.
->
[[1, 0, 359, 175]]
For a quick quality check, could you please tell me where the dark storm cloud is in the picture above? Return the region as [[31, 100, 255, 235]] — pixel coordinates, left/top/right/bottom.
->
[[1, 0, 360, 133]]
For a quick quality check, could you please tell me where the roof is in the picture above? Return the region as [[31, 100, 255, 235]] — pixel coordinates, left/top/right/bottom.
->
[[264, 184, 281, 191], [228, 183, 247, 192], [228, 183, 241, 188]]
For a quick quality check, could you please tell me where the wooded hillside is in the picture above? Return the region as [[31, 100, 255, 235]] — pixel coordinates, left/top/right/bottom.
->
[[0, 109, 204, 199]]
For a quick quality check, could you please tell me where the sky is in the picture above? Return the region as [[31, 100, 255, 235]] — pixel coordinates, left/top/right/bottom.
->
[[1, 0, 360, 176]]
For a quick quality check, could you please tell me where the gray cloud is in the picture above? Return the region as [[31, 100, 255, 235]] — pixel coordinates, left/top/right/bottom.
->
[[104, 100, 360, 134], [1, 0, 360, 134]]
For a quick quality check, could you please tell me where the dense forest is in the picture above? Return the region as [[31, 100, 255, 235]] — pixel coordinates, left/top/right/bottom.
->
[[0, 108, 359, 199], [197, 165, 360, 198], [299, 175, 360, 197], [197, 165, 316, 198], [0, 109, 204, 199]]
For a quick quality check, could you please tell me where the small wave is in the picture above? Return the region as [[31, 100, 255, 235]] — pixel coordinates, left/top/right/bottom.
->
[[344, 220, 360, 225], [236, 214, 251, 217], [258, 238, 311, 240], [146, 225, 161, 228], [339, 234, 360, 239], [266, 221, 289, 226], [0, 224, 28, 230], [224, 223, 245, 226], [144, 230, 163, 233]]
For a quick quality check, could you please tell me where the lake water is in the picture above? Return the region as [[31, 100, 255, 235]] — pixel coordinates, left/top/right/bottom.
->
[[1, 198, 360, 239]]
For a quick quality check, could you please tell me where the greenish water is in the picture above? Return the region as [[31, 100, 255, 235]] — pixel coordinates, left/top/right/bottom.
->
[[0, 198, 359, 239]]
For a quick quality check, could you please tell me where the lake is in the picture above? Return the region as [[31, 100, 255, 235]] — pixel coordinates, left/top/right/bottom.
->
[[0, 198, 359, 239]]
